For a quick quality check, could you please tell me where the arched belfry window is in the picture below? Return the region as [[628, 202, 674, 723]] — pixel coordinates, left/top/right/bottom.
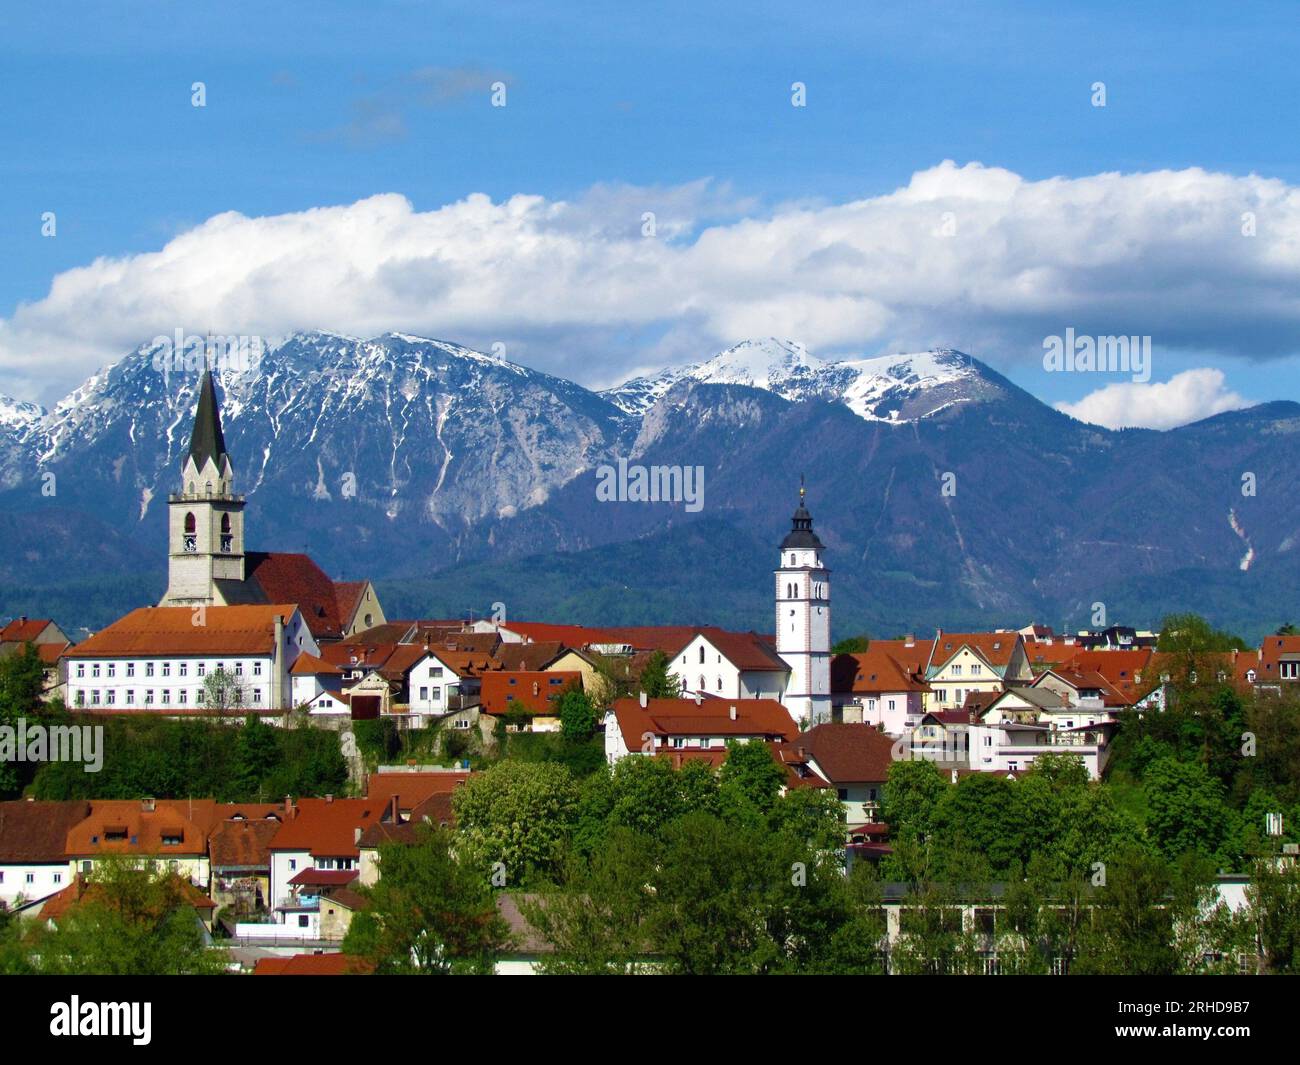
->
[[205, 481, 213, 497], [220, 513, 233, 554], [183, 512, 197, 553]]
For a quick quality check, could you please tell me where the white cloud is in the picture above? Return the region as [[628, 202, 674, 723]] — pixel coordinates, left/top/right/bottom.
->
[[1054, 368, 1251, 430], [4, 160, 1300, 403]]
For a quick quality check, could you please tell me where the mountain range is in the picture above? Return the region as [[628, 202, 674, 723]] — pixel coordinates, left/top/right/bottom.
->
[[0, 332, 1296, 640]]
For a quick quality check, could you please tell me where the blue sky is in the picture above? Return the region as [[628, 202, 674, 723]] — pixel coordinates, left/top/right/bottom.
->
[[3, 1, 1299, 419]]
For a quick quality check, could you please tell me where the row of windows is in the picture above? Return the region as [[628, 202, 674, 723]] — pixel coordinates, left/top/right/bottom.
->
[[780, 581, 828, 599], [75, 660, 262, 679], [0, 870, 62, 886], [946, 663, 981, 677], [74, 688, 263, 707]]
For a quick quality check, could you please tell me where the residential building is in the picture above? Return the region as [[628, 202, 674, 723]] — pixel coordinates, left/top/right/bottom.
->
[[0, 800, 89, 909], [831, 642, 930, 734], [64, 603, 316, 712], [925, 631, 1033, 710], [799, 723, 897, 827], [603, 694, 799, 765]]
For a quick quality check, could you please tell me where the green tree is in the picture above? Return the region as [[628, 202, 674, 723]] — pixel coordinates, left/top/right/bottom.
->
[[1074, 846, 1181, 975], [607, 754, 688, 836], [648, 812, 780, 974], [638, 651, 680, 699], [343, 826, 509, 974], [881, 758, 948, 844], [0, 643, 48, 796], [524, 826, 658, 974], [452, 760, 580, 885], [1246, 856, 1300, 973], [231, 714, 279, 799], [557, 686, 598, 741], [30, 857, 226, 975], [1143, 756, 1233, 863], [717, 738, 786, 821], [832, 635, 870, 654]]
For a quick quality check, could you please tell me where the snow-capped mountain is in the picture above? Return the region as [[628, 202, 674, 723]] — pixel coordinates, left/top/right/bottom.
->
[[602, 338, 1004, 421], [2, 330, 1299, 642], [0, 394, 45, 431]]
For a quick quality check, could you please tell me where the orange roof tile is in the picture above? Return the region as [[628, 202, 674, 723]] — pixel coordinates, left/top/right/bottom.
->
[[253, 953, 371, 975], [266, 798, 384, 859], [65, 605, 301, 658], [611, 697, 799, 745]]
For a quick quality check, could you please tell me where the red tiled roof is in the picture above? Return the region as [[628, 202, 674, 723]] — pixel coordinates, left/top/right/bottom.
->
[[831, 648, 928, 695], [291, 652, 344, 676], [65, 605, 300, 658], [243, 553, 365, 641], [65, 799, 220, 857], [498, 622, 785, 671], [929, 631, 1023, 671], [253, 953, 371, 975], [0, 618, 56, 643], [36, 643, 67, 665], [1057, 648, 1155, 704], [801, 723, 898, 785], [768, 742, 832, 790], [333, 582, 369, 626], [0, 800, 90, 863], [494, 640, 574, 671], [860, 638, 928, 676], [209, 817, 282, 870], [480, 671, 582, 715], [266, 798, 383, 859], [288, 867, 359, 887], [612, 697, 799, 745], [365, 771, 472, 811]]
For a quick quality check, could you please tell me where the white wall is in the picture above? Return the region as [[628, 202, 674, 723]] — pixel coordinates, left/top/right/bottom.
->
[[67, 612, 317, 712], [0, 862, 69, 906]]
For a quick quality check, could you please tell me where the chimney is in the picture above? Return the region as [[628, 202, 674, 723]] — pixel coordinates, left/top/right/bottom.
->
[[354, 826, 362, 844], [388, 794, 400, 823], [729, 705, 737, 721], [639, 691, 647, 708], [141, 797, 156, 813], [284, 795, 294, 817], [325, 794, 334, 804], [904, 633, 915, 647], [797, 745, 807, 760], [695, 692, 703, 706]]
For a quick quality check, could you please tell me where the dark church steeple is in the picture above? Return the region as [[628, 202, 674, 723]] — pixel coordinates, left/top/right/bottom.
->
[[781, 476, 824, 550], [187, 369, 230, 475]]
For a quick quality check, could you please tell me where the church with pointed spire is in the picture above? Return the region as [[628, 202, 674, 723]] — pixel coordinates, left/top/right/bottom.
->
[[158, 369, 387, 641], [160, 369, 247, 604], [774, 479, 831, 723]]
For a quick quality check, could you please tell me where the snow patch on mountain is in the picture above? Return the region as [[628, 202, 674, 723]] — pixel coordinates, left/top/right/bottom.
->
[[602, 340, 990, 422], [0, 394, 45, 431]]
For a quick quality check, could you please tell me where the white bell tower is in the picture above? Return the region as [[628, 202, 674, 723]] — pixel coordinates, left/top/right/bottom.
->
[[775, 479, 831, 724]]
